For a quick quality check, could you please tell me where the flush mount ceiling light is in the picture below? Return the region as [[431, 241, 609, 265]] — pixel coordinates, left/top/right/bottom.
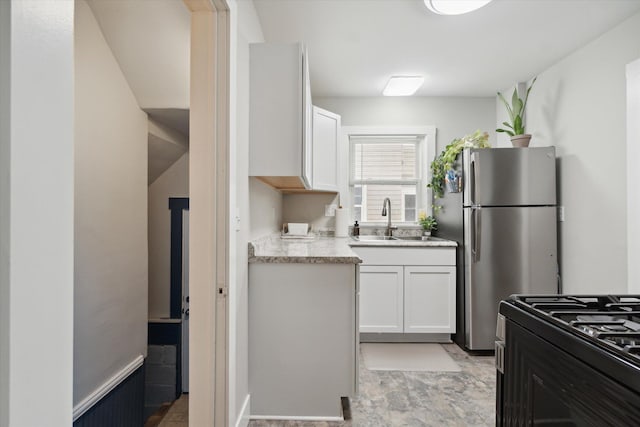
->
[[383, 76, 424, 96], [424, 0, 492, 15]]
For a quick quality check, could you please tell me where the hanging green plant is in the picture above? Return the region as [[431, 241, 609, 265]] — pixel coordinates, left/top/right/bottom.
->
[[428, 130, 490, 200]]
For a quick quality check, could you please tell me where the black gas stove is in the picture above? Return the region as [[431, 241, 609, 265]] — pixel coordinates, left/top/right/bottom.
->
[[497, 294, 640, 426]]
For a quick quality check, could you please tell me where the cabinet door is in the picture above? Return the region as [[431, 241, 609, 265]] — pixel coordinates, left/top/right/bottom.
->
[[404, 266, 456, 333], [312, 106, 340, 191], [359, 266, 404, 333], [249, 42, 311, 190]]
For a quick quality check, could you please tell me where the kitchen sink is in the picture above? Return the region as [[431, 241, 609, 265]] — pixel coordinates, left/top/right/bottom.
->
[[352, 235, 397, 241]]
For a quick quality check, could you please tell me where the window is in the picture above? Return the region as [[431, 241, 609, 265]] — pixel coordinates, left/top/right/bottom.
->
[[350, 135, 424, 224], [353, 185, 364, 222], [403, 193, 416, 222]]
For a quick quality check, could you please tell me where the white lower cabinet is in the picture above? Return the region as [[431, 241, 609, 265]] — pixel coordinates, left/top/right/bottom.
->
[[249, 262, 358, 418], [359, 266, 404, 333], [352, 247, 456, 334], [404, 266, 456, 333]]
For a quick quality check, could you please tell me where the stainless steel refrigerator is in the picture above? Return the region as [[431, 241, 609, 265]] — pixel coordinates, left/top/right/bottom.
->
[[435, 147, 558, 351]]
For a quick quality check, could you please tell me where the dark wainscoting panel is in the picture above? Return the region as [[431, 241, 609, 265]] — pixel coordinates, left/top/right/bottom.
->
[[74, 364, 145, 427]]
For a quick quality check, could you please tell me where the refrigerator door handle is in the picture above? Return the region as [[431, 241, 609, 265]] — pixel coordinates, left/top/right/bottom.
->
[[470, 153, 477, 205], [471, 207, 481, 262]]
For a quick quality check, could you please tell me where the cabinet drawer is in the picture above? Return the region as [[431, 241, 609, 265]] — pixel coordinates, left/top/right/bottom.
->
[[351, 247, 455, 266]]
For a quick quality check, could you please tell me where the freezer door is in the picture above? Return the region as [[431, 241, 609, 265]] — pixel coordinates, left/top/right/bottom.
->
[[462, 147, 556, 207], [464, 206, 558, 350]]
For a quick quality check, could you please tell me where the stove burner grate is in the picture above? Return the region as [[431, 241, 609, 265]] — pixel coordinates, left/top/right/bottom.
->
[[510, 294, 640, 366]]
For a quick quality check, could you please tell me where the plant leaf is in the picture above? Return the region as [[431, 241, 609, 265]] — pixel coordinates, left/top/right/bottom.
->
[[522, 76, 537, 114], [502, 121, 513, 129], [513, 115, 523, 134], [496, 128, 515, 136], [497, 92, 514, 122], [512, 97, 523, 118]]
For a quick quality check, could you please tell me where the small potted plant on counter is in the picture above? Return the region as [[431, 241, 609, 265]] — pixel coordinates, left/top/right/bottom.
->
[[418, 212, 438, 238], [496, 77, 536, 147]]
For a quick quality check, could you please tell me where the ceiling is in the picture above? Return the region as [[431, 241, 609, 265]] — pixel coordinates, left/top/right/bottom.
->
[[253, 0, 640, 97], [86, 0, 190, 109], [87, 0, 191, 181], [145, 108, 190, 136], [85, 0, 640, 128]]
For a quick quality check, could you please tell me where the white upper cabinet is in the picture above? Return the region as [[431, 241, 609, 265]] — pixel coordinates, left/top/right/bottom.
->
[[312, 106, 341, 192], [249, 42, 312, 190]]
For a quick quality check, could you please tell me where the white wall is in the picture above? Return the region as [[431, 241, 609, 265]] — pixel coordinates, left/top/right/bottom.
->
[[74, 0, 148, 407], [148, 153, 189, 318], [232, 0, 280, 424], [241, 2, 283, 237], [522, 12, 640, 294], [0, 2, 10, 422], [85, 0, 191, 109], [306, 96, 495, 224], [315, 97, 496, 153], [0, 1, 75, 425], [283, 193, 340, 232], [148, 118, 188, 184], [249, 178, 283, 239]]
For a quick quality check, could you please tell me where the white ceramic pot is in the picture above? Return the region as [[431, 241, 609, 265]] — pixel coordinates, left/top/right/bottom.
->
[[511, 134, 532, 148]]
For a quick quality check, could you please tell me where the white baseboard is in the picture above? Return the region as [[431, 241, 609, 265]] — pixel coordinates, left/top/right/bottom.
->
[[250, 415, 344, 422], [235, 394, 251, 427], [72, 354, 144, 421]]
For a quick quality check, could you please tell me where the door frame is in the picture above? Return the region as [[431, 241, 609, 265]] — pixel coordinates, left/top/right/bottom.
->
[[627, 58, 640, 293], [182, 209, 190, 393], [183, 0, 230, 425]]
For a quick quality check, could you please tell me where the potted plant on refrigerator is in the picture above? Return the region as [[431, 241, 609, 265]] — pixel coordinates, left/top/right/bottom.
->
[[418, 212, 437, 238], [496, 77, 536, 147]]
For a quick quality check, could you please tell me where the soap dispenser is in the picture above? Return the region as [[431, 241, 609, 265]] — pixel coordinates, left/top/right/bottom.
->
[[353, 221, 360, 236]]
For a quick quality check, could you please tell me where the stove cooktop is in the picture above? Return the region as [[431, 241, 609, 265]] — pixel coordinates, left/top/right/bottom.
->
[[508, 294, 640, 367]]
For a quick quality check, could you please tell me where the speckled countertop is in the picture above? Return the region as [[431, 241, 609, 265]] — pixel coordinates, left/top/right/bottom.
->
[[248, 234, 361, 264], [248, 233, 457, 264], [348, 236, 458, 248]]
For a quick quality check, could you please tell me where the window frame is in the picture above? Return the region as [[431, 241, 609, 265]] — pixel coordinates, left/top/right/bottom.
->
[[343, 126, 437, 227]]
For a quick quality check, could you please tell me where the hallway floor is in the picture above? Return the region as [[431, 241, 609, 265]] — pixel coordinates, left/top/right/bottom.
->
[[152, 394, 189, 427]]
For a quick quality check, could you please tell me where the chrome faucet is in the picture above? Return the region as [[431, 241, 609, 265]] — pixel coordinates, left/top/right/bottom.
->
[[381, 197, 397, 237]]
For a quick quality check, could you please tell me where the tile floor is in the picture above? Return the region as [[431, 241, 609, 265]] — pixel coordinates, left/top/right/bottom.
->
[[250, 344, 495, 427], [152, 344, 495, 427]]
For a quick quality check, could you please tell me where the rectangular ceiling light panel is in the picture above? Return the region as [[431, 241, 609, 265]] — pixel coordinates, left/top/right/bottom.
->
[[383, 76, 424, 96]]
